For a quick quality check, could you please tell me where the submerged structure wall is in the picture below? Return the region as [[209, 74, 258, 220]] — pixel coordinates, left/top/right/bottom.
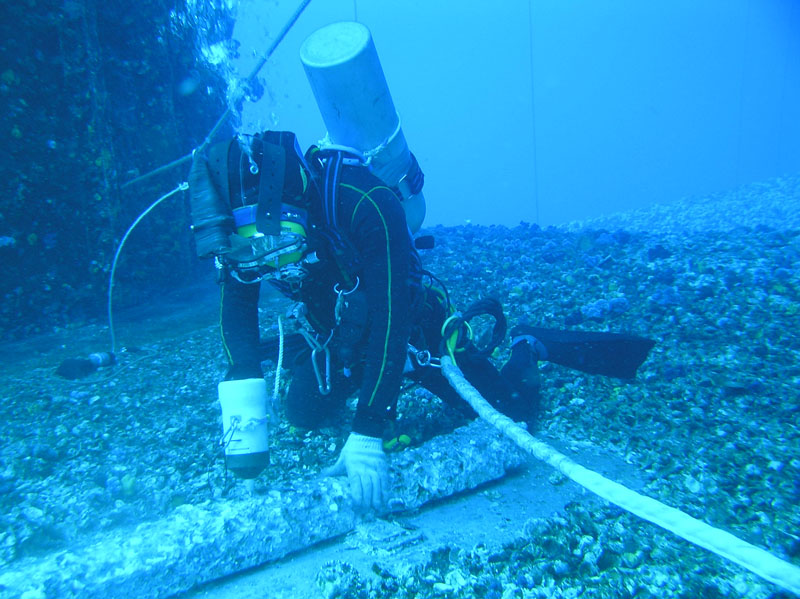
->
[[0, 0, 230, 339]]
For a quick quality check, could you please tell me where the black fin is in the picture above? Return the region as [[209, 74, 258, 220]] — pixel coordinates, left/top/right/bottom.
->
[[511, 325, 655, 379]]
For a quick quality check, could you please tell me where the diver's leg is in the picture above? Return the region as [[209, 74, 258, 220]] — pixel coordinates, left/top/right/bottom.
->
[[411, 350, 539, 424], [459, 351, 540, 423], [501, 334, 545, 402], [408, 364, 477, 417], [284, 352, 358, 430]]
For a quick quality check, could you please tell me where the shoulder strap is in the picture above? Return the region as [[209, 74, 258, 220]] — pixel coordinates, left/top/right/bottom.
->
[[255, 138, 286, 236], [308, 148, 365, 287]]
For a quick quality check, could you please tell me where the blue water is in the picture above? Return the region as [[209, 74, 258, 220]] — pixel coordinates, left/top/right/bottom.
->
[[199, 0, 800, 227]]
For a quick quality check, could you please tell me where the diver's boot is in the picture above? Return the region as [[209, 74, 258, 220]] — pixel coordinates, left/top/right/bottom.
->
[[500, 334, 546, 422]]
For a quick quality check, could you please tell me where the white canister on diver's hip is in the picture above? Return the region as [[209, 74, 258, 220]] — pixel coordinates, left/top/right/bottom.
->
[[300, 21, 426, 234], [218, 378, 270, 479]]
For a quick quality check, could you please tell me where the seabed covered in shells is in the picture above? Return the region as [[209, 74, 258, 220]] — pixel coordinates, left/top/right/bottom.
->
[[1, 176, 799, 598]]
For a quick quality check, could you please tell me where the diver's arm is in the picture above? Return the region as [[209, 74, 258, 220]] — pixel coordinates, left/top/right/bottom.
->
[[219, 275, 263, 380], [345, 180, 413, 438]]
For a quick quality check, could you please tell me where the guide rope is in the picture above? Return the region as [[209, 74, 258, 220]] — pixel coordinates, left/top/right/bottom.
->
[[270, 315, 284, 423], [440, 356, 800, 596]]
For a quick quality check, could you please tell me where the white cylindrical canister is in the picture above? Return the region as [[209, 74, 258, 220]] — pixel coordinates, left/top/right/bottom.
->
[[300, 21, 426, 233], [218, 378, 270, 478]]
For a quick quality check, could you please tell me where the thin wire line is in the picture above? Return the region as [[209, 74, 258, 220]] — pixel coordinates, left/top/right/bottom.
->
[[528, 0, 540, 225]]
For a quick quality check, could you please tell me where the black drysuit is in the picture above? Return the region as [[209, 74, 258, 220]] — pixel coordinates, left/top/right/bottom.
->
[[219, 163, 533, 438]]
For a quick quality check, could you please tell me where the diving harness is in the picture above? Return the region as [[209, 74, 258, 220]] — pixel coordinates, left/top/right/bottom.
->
[[281, 144, 374, 395], [268, 143, 424, 397], [195, 136, 430, 419]]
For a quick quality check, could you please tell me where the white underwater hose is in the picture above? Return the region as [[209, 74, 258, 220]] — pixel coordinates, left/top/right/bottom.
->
[[104, 0, 315, 357], [108, 182, 188, 353], [440, 356, 800, 596]]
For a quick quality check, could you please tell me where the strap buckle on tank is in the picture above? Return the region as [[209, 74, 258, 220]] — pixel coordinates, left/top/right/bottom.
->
[[395, 152, 425, 200], [316, 143, 367, 166]]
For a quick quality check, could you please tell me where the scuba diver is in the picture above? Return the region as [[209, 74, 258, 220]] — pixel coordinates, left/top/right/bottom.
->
[[188, 130, 655, 511]]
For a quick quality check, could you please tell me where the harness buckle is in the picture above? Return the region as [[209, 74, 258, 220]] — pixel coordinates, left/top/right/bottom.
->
[[311, 345, 332, 395]]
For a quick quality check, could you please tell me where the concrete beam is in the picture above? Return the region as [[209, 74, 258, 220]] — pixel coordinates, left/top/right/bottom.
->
[[0, 420, 526, 599]]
